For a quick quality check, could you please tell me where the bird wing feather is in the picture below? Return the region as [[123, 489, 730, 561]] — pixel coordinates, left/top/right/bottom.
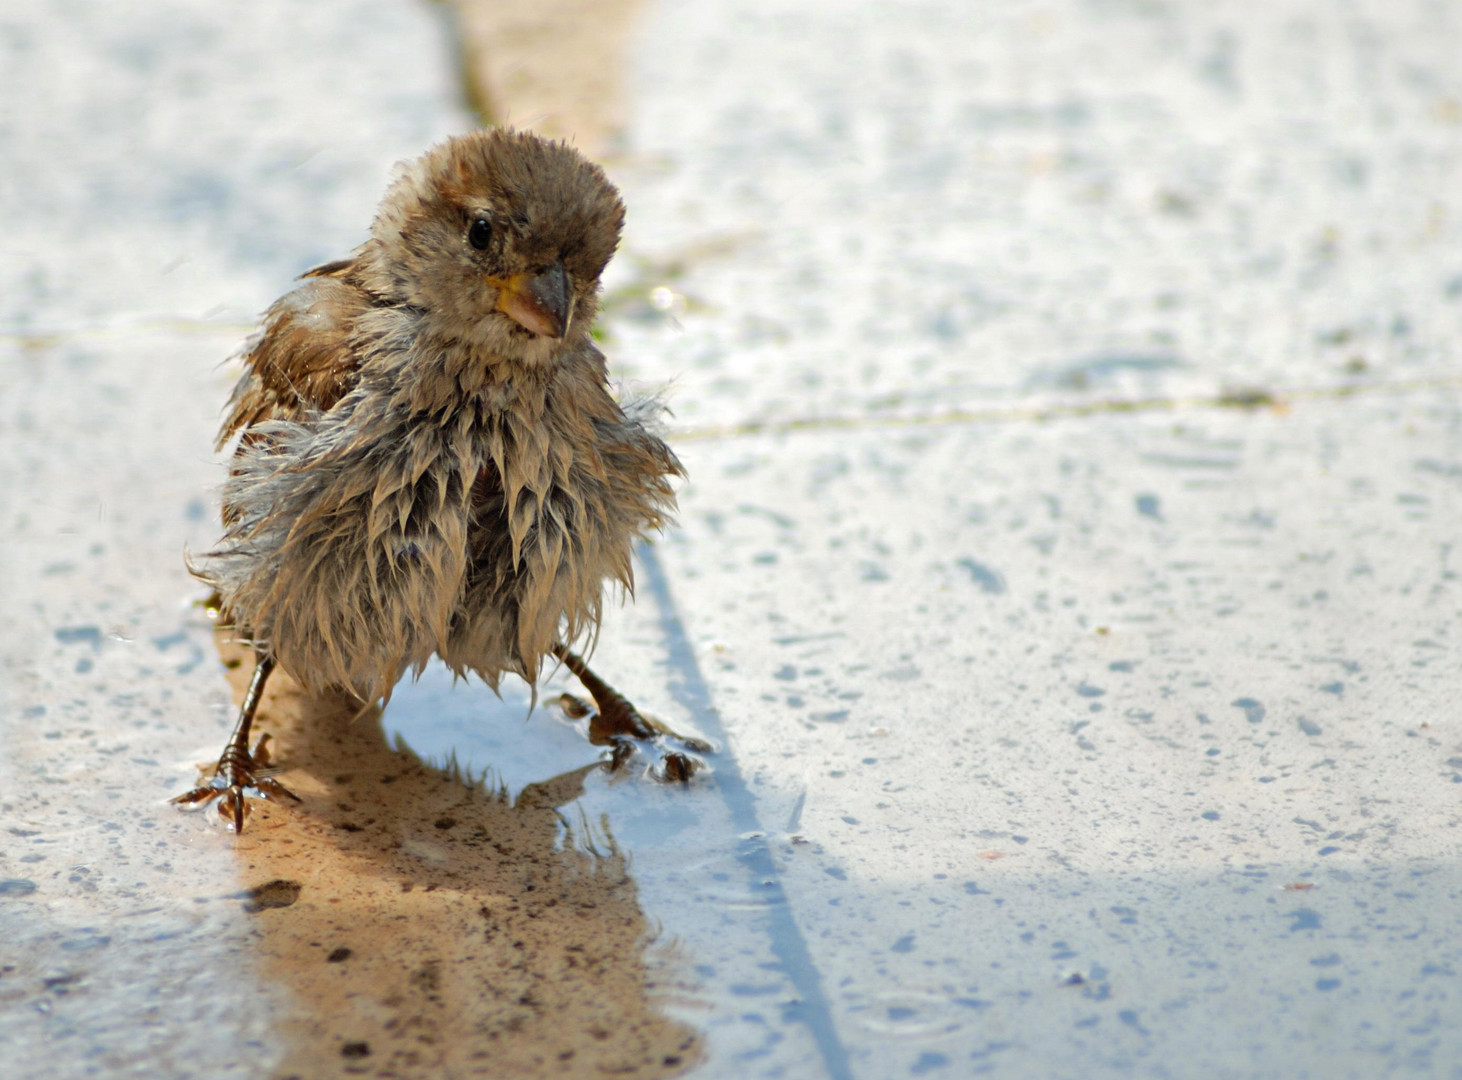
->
[[217, 264, 372, 448], [197, 317, 478, 702]]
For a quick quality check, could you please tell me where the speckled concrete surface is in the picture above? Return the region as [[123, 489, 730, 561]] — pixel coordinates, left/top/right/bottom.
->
[[4, 0, 1462, 1078], [572, 0, 1462, 1074]]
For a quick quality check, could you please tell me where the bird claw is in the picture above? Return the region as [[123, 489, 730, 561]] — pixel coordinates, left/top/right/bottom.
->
[[556, 693, 709, 782], [658, 751, 697, 784], [171, 733, 300, 832]]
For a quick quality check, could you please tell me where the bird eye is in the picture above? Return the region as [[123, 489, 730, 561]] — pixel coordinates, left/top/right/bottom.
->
[[468, 217, 492, 251]]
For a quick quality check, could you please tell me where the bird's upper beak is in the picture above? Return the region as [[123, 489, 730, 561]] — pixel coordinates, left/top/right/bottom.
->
[[491, 262, 571, 340]]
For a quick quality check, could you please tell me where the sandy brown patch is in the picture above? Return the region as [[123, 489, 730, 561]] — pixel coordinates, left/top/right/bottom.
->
[[444, 0, 645, 156], [203, 636, 698, 1079]]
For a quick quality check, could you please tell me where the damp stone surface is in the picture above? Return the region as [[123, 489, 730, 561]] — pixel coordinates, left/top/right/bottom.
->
[[3, 0, 1462, 1078]]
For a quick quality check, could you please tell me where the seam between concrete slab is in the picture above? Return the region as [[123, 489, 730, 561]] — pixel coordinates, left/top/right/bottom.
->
[[639, 541, 855, 1080], [10, 318, 1455, 445], [668, 375, 1462, 443]]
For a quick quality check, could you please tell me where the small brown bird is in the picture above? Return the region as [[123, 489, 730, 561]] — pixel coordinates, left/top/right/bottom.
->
[[175, 129, 705, 830]]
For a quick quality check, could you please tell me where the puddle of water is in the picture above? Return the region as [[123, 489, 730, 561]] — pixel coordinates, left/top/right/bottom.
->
[[380, 664, 603, 798], [178, 634, 703, 1080], [844, 991, 968, 1040], [361, 547, 848, 1079]]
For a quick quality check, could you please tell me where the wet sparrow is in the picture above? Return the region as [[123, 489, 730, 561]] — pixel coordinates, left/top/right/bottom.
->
[[175, 129, 705, 830]]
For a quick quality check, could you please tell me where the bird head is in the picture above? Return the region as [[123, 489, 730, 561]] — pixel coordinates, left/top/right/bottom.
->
[[365, 128, 625, 365]]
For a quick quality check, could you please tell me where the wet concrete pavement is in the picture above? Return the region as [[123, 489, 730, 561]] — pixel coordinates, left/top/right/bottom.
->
[[4, 0, 1462, 1077]]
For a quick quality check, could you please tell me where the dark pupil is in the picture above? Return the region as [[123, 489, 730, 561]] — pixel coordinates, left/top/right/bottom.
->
[[468, 217, 491, 250]]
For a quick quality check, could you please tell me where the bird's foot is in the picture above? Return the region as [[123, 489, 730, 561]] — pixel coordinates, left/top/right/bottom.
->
[[171, 732, 300, 831], [556, 691, 711, 783], [551, 644, 712, 782]]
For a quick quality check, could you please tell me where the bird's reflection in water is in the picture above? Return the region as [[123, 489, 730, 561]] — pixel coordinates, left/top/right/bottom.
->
[[210, 640, 699, 1079]]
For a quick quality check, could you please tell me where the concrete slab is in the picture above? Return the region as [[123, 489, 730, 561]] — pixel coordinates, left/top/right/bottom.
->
[[0, 0, 464, 330], [4, 0, 1462, 1077], [593, 0, 1462, 1073], [608, 0, 1462, 429], [644, 393, 1462, 1076]]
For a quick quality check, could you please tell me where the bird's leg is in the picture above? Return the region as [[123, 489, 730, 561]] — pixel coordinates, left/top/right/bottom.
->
[[171, 650, 300, 831], [550, 643, 711, 781], [552, 643, 655, 740]]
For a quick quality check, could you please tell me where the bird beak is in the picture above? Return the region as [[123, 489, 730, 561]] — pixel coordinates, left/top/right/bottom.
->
[[491, 262, 571, 340]]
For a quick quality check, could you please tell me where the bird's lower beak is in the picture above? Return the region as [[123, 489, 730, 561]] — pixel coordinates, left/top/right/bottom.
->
[[492, 262, 571, 340]]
